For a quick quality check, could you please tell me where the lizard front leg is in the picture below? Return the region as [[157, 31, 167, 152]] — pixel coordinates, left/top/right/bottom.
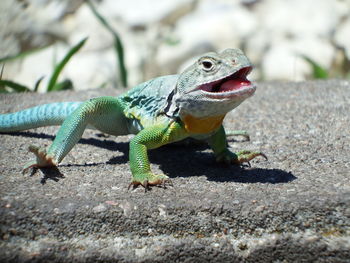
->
[[129, 121, 188, 190], [207, 125, 267, 166], [23, 97, 126, 173]]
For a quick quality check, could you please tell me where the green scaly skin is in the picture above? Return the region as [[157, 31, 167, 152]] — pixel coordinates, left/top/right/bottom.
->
[[0, 49, 266, 190]]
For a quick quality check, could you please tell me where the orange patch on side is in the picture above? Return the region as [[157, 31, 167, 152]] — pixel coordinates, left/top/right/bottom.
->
[[183, 114, 225, 134]]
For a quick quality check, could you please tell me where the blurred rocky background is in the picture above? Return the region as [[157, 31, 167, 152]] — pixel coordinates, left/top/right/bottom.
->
[[1, 0, 349, 91]]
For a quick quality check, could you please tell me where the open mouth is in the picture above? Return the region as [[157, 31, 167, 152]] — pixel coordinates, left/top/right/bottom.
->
[[197, 66, 254, 96]]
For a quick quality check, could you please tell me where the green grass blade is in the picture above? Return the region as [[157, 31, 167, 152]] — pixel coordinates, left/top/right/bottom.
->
[[51, 79, 74, 91], [34, 76, 45, 92], [114, 36, 128, 88], [0, 80, 31, 92], [87, 0, 128, 87], [46, 37, 87, 92], [301, 55, 328, 79], [0, 46, 47, 63], [0, 64, 4, 78]]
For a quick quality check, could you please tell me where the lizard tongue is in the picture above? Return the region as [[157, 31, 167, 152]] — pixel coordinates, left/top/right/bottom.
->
[[220, 79, 251, 92]]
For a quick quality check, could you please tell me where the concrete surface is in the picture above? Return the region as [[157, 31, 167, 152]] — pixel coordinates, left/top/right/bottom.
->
[[0, 80, 349, 262]]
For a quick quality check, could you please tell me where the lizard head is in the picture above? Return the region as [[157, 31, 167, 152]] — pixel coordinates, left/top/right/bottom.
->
[[165, 49, 256, 119]]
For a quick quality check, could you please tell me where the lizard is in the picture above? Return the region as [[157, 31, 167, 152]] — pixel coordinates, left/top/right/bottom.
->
[[0, 48, 266, 190]]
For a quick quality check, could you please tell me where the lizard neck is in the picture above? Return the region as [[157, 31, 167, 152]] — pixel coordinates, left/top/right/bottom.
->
[[181, 114, 225, 134]]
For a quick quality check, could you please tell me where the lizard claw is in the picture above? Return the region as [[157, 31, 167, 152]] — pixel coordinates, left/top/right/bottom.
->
[[22, 162, 39, 175], [143, 180, 150, 192], [163, 178, 173, 188]]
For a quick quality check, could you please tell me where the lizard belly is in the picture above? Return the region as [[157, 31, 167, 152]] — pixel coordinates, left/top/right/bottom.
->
[[183, 114, 225, 134]]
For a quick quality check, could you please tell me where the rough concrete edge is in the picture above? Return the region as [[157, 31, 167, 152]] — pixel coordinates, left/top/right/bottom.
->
[[1, 231, 349, 263]]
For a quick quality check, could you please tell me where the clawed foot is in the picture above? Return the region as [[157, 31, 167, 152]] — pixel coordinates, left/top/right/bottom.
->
[[216, 149, 267, 166], [22, 145, 57, 174], [128, 173, 173, 191], [234, 150, 268, 167]]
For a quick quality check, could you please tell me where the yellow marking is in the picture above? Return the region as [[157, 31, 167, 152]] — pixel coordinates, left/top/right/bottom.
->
[[183, 114, 225, 134]]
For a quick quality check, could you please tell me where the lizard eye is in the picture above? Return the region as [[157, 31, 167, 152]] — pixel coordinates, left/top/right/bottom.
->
[[200, 59, 215, 72]]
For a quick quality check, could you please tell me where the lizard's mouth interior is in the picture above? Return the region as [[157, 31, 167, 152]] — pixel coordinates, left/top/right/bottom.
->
[[198, 66, 252, 93]]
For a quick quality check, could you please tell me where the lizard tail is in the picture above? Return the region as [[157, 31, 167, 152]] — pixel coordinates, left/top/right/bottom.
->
[[0, 102, 82, 132]]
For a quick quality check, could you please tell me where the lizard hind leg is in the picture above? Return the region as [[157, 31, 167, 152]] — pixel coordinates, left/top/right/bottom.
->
[[23, 96, 126, 174]]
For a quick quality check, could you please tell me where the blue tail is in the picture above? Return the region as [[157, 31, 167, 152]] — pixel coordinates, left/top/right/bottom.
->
[[0, 102, 82, 132]]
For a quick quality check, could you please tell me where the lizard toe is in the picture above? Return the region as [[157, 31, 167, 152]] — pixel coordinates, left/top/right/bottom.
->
[[236, 150, 268, 164]]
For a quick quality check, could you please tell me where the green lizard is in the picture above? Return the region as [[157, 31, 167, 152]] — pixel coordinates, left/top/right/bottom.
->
[[0, 48, 266, 189]]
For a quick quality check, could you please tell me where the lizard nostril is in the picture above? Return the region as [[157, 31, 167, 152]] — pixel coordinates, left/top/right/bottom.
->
[[232, 59, 236, 64]]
